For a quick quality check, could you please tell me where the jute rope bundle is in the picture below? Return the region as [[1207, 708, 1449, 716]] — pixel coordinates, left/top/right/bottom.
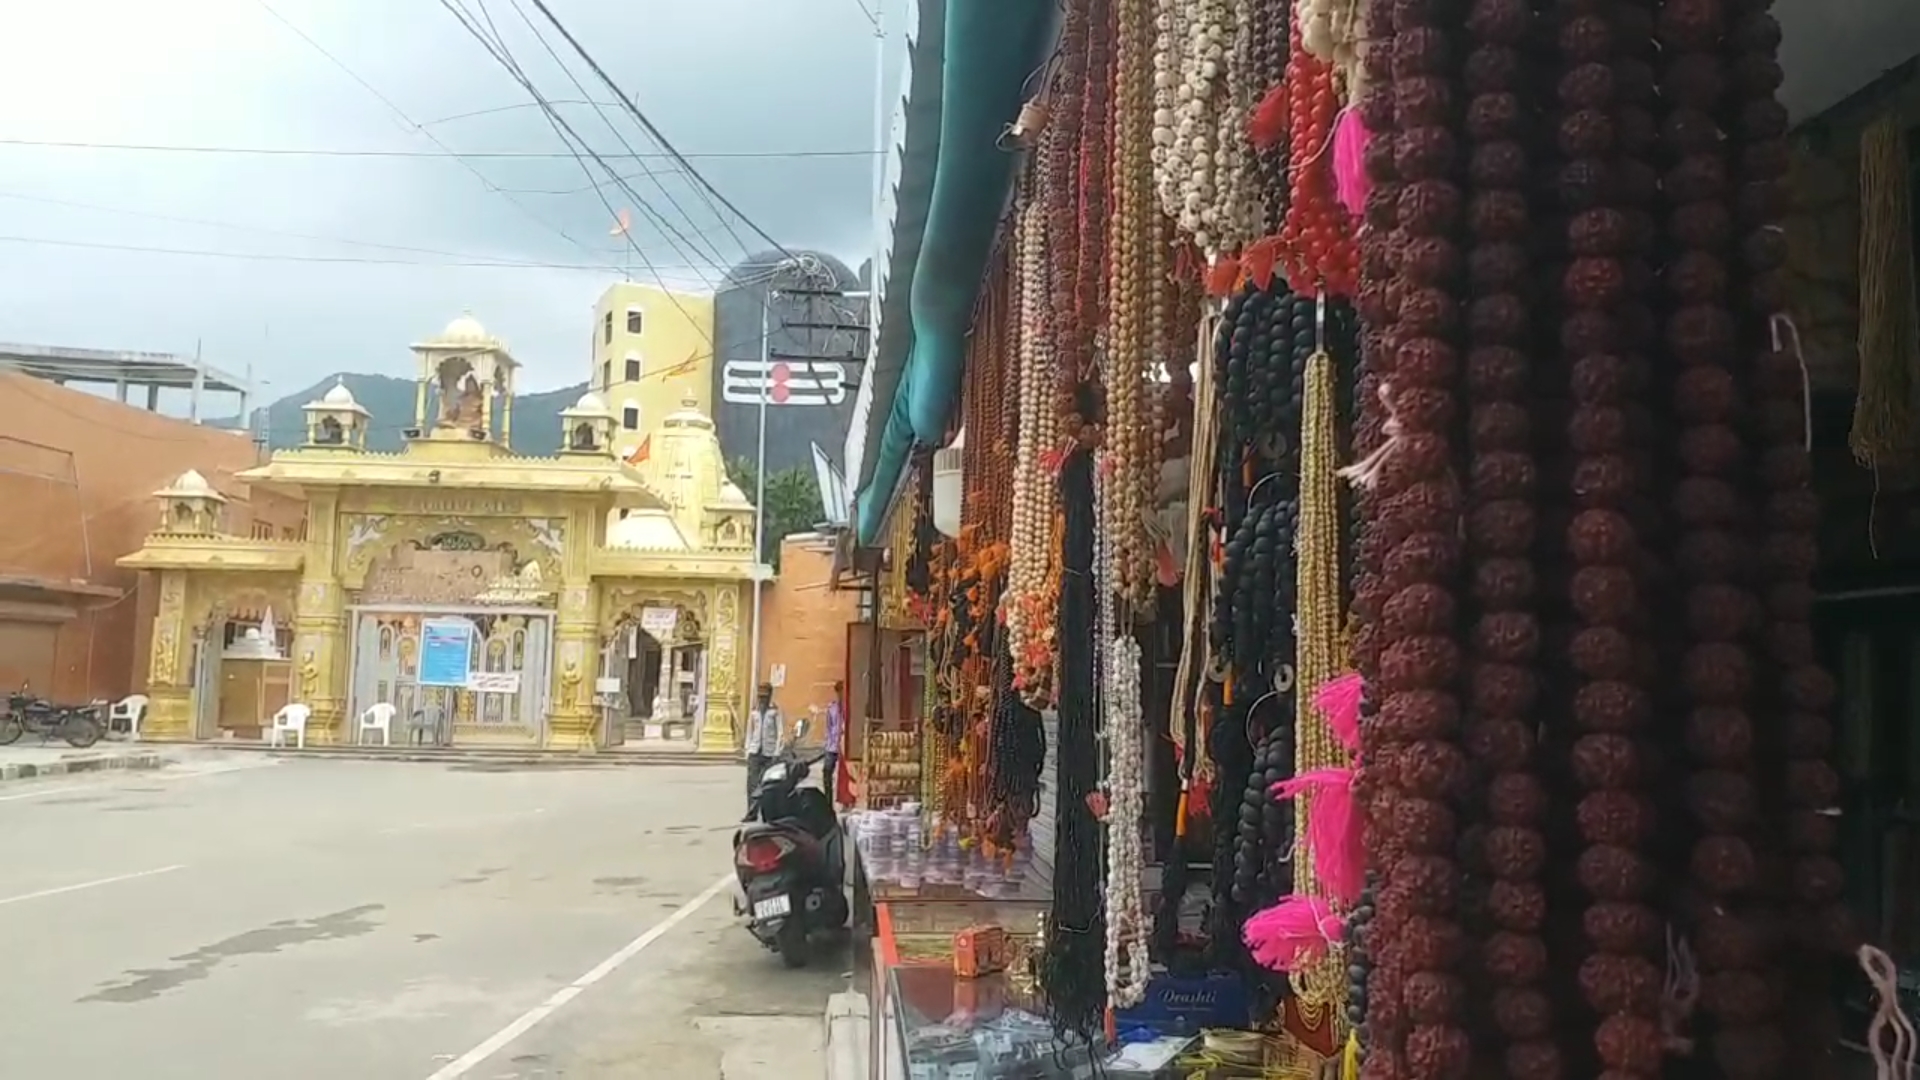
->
[[1849, 115, 1920, 472]]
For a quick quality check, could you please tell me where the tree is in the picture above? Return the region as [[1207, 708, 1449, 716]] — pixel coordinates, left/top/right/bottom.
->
[[728, 457, 822, 568]]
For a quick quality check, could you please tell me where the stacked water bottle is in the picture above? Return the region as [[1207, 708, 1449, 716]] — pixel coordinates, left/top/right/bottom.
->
[[850, 805, 1037, 897]]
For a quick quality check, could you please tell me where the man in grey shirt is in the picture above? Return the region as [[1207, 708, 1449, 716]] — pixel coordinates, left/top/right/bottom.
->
[[743, 683, 782, 814]]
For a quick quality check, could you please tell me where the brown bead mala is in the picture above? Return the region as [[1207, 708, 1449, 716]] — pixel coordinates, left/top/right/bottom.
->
[[1643, 0, 1794, 1073], [1351, 0, 1476, 1071], [1723, 1, 1851, 1072], [1447, 1, 1557, 1076], [1348, 0, 1406, 1072]]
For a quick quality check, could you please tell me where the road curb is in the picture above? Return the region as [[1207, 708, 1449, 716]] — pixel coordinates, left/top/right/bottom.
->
[[0, 750, 167, 784], [824, 991, 870, 1080]]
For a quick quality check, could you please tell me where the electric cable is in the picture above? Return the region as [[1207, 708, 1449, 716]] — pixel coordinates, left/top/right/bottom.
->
[[459, 0, 736, 277], [520, 0, 796, 261], [436, 0, 728, 295], [0, 137, 877, 161], [492, 0, 737, 273], [0, 191, 742, 275], [249, 0, 617, 273]]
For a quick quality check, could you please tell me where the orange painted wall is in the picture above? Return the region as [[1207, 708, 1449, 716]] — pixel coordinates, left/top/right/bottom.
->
[[756, 532, 858, 742], [0, 373, 305, 704]]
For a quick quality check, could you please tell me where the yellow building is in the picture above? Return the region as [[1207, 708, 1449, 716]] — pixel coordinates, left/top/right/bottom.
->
[[592, 282, 714, 464], [119, 315, 764, 755]]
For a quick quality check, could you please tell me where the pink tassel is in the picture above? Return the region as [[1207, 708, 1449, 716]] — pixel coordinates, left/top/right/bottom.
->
[[1272, 767, 1365, 903], [1312, 672, 1366, 754], [1244, 896, 1345, 973], [1332, 109, 1370, 219]]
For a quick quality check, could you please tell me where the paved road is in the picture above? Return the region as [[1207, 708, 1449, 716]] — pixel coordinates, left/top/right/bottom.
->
[[0, 751, 847, 1079]]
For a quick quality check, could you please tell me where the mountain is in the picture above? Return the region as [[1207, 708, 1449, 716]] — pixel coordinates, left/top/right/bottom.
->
[[212, 374, 589, 455]]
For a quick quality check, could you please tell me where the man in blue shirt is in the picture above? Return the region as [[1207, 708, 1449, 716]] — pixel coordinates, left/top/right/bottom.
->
[[823, 681, 845, 801]]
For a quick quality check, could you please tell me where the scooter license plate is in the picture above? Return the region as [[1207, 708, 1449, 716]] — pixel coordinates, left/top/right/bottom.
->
[[752, 895, 791, 919]]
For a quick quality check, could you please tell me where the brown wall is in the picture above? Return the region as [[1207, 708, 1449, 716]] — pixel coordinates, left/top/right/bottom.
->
[[0, 373, 304, 704], [755, 532, 857, 741]]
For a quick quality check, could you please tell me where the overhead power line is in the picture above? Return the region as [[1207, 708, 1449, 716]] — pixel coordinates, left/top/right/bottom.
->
[[449, 0, 732, 281], [0, 189, 735, 269], [0, 137, 876, 161], [520, 0, 795, 260], [497, 0, 735, 273], [0, 233, 813, 290], [435, 0, 730, 337]]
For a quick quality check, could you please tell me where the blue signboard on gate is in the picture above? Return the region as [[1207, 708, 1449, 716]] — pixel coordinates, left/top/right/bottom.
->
[[419, 618, 475, 687]]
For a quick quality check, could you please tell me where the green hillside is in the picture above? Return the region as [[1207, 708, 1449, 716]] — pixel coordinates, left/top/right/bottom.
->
[[214, 374, 589, 455]]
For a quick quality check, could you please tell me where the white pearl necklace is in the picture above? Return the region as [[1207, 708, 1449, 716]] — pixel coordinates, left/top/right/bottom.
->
[[1299, 0, 1368, 98], [1097, 455, 1152, 1008], [1006, 196, 1058, 692], [1149, 0, 1258, 258]]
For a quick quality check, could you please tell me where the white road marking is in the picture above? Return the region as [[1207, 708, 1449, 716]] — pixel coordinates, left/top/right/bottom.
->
[[0, 864, 186, 907], [0, 757, 278, 802], [422, 872, 733, 1080]]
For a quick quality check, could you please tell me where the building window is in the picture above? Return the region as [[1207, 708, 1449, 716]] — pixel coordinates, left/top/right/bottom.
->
[[623, 406, 640, 430], [624, 356, 641, 381], [602, 360, 612, 389], [626, 307, 644, 335], [603, 311, 612, 345]]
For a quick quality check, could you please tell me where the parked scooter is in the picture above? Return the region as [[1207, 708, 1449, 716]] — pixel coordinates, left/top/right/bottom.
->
[[732, 745, 847, 968], [0, 684, 104, 749]]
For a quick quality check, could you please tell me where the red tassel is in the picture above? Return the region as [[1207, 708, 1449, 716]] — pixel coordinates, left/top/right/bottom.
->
[[1249, 83, 1288, 151], [1242, 237, 1279, 291], [1205, 255, 1242, 297]]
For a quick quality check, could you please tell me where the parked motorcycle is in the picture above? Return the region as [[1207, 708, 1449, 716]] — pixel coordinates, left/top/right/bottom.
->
[[732, 746, 847, 968], [0, 685, 104, 749]]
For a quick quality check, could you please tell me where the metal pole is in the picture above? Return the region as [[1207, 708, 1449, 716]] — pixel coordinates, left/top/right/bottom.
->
[[747, 290, 775, 701], [868, 1, 886, 350], [190, 338, 205, 424]]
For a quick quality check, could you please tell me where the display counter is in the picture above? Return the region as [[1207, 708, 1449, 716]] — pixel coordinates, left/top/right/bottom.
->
[[880, 962, 1193, 1079]]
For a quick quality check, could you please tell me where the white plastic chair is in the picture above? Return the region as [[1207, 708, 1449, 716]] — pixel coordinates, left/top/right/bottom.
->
[[109, 694, 149, 740], [356, 702, 396, 746], [267, 703, 312, 749]]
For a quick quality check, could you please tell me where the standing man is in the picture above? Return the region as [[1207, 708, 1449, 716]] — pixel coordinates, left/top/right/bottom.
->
[[823, 681, 846, 804], [743, 682, 783, 813]]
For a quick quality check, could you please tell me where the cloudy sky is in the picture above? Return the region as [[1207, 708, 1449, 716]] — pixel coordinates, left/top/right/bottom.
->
[[0, 0, 903, 416]]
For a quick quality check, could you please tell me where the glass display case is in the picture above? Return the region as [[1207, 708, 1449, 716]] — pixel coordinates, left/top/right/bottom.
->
[[885, 964, 1192, 1080]]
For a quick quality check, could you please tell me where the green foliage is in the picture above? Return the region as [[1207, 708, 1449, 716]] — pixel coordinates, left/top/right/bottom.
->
[[728, 457, 822, 568]]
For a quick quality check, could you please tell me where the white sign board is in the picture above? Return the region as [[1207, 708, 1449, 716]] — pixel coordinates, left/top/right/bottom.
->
[[770, 663, 787, 688], [466, 671, 522, 695], [721, 359, 848, 406], [639, 606, 679, 641]]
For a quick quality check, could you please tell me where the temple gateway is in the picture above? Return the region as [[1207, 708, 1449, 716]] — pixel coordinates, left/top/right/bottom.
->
[[120, 315, 764, 753]]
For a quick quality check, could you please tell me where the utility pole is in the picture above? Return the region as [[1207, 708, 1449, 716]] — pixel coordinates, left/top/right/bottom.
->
[[747, 289, 776, 699]]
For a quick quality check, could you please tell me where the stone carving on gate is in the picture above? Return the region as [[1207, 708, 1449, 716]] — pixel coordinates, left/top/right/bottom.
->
[[706, 584, 741, 738], [342, 515, 564, 592], [598, 586, 709, 637]]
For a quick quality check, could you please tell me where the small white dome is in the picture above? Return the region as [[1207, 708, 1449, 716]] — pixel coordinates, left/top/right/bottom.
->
[[321, 379, 359, 407], [719, 480, 751, 506], [439, 313, 490, 343], [572, 391, 609, 414], [156, 468, 228, 501]]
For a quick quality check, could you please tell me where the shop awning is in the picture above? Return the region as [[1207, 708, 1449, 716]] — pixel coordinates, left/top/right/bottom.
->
[[848, 0, 1061, 547]]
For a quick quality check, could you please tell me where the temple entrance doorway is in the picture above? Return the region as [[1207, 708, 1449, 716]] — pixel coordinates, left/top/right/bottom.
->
[[600, 604, 706, 742]]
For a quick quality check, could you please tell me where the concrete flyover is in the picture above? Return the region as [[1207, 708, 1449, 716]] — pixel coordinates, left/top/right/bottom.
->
[[0, 752, 846, 1079]]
